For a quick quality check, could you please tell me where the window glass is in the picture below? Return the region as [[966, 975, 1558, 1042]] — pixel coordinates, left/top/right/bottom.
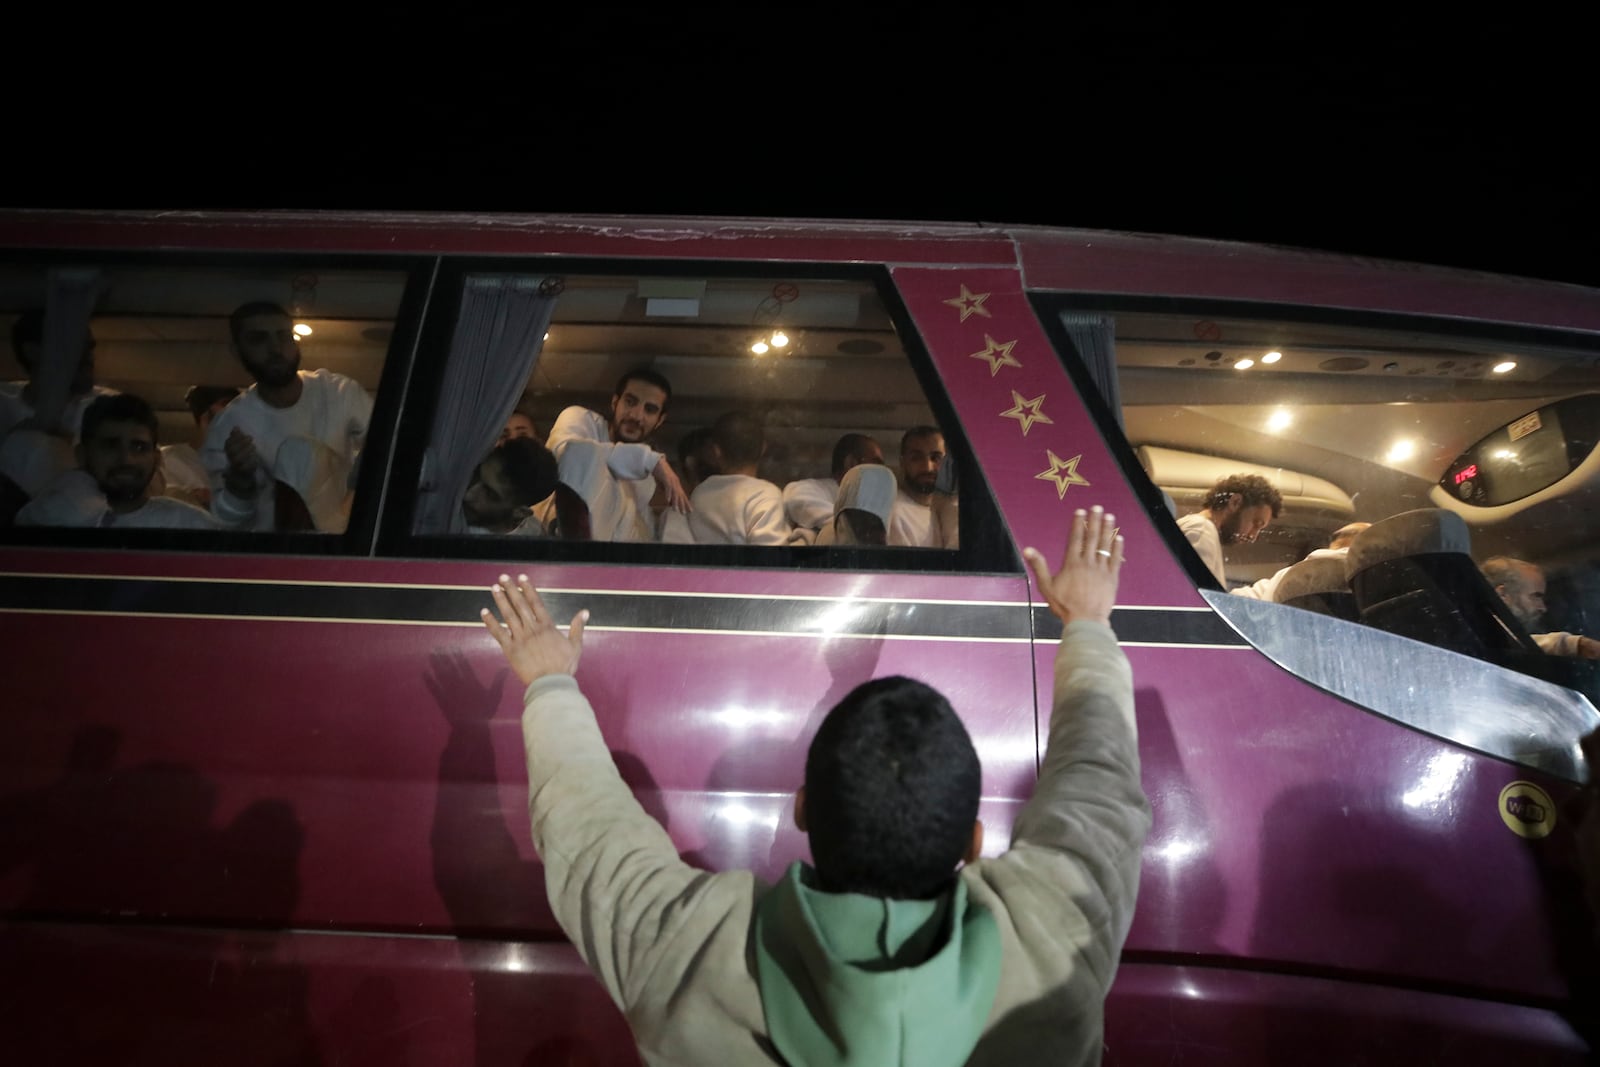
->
[[0, 263, 407, 537], [410, 271, 964, 561], [1044, 304, 1600, 771]]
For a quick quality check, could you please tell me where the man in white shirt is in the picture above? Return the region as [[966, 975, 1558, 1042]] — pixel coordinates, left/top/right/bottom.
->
[[1, 309, 117, 498], [161, 384, 240, 507], [783, 432, 883, 536], [19, 393, 257, 529], [1175, 474, 1283, 586], [542, 367, 688, 540], [687, 411, 792, 545], [1231, 521, 1370, 601], [201, 302, 373, 533], [888, 426, 953, 548], [1481, 557, 1600, 659]]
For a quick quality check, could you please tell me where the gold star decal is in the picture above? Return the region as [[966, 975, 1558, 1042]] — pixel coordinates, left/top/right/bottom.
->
[[1000, 390, 1053, 436], [943, 285, 992, 321], [969, 335, 1021, 377], [1036, 451, 1091, 500]]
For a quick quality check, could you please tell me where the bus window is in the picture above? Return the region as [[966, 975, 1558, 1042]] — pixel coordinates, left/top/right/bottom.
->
[[0, 262, 411, 541], [400, 268, 1004, 570], [1038, 302, 1600, 773]]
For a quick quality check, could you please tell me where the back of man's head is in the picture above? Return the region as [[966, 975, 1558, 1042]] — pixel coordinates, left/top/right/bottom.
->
[[712, 411, 765, 469], [830, 433, 879, 479], [1206, 473, 1283, 517], [496, 437, 560, 507], [184, 384, 242, 422], [1481, 555, 1535, 591], [82, 392, 160, 444], [804, 676, 981, 899]]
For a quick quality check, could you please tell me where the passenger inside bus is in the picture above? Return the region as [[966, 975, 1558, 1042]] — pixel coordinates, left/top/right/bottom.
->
[[202, 301, 372, 534], [496, 407, 538, 447], [461, 437, 559, 537], [17, 393, 258, 529], [0, 310, 112, 505], [1232, 521, 1371, 601], [783, 432, 885, 541], [542, 366, 688, 527], [888, 426, 955, 548], [659, 426, 715, 544], [1482, 557, 1600, 659], [686, 411, 791, 546], [161, 385, 241, 508], [1175, 474, 1284, 585]]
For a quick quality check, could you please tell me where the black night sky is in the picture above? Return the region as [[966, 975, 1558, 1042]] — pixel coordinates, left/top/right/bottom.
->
[[12, 13, 1595, 289]]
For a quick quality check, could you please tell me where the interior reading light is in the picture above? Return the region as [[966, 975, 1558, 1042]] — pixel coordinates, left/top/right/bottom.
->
[[293, 323, 312, 337], [1234, 358, 1255, 370], [1492, 361, 1517, 373], [750, 340, 770, 355], [1266, 409, 1293, 432], [1386, 439, 1416, 463], [770, 330, 789, 348], [1261, 350, 1282, 364]]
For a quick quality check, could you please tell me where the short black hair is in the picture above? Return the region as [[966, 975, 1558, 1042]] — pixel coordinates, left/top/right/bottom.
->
[[229, 301, 292, 346], [803, 675, 981, 899], [81, 392, 159, 445], [613, 366, 672, 412], [830, 433, 879, 478], [711, 411, 764, 468], [495, 437, 560, 506], [10, 309, 43, 368], [183, 384, 241, 421], [1205, 473, 1284, 517], [900, 425, 944, 453]]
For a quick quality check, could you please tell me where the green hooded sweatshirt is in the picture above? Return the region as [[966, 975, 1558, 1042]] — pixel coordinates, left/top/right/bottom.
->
[[752, 861, 1003, 1067]]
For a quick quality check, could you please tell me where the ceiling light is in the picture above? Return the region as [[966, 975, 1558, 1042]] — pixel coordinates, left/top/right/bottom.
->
[[770, 330, 789, 348], [293, 323, 312, 337], [1262, 350, 1282, 364], [750, 340, 770, 355], [1492, 360, 1517, 374], [1386, 439, 1416, 464], [1266, 409, 1293, 432], [1234, 358, 1255, 370]]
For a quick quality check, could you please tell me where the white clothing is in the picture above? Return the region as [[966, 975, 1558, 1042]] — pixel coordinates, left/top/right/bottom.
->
[[160, 443, 210, 498], [782, 477, 838, 532], [888, 490, 939, 547], [658, 508, 694, 544], [0, 382, 108, 440], [16, 470, 248, 530], [553, 439, 651, 542], [465, 512, 548, 538], [201, 369, 372, 532], [1177, 511, 1226, 585], [545, 406, 660, 517], [1231, 546, 1348, 601], [688, 474, 791, 546]]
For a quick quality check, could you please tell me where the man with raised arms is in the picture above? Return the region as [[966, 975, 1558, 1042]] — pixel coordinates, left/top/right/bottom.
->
[[542, 366, 688, 538], [1176, 473, 1283, 586], [478, 505, 1149, 1065], [19, 393, 258, 529], [201, 301, 372, 532]]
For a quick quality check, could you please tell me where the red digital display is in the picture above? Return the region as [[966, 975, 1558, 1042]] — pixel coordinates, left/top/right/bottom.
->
[[1454, 464, 1478, 485]]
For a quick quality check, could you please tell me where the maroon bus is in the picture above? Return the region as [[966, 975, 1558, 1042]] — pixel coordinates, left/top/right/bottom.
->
[[1, 210, 1596, 1063]]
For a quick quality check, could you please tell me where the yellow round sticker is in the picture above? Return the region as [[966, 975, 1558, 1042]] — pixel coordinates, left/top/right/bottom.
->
[[1498, 781, 1556, 839]]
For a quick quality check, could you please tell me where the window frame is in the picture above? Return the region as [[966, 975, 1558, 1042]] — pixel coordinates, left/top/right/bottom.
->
[[0, 249, 438, 557], [379, 255, 1021, 575]]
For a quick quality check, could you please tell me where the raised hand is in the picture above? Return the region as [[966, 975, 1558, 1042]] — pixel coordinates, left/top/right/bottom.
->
[[1022, 505, 1123, 626], [480, 573, 589, 685]]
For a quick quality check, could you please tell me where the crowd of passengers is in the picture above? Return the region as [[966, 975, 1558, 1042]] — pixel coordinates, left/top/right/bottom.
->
[[1180, 471, 1600, 661], [0, 303, 958, 548]]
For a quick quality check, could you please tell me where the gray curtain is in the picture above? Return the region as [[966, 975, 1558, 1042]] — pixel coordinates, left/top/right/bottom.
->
[[33, 268, 102, 431], [413, 276, 556, 534], [1059, 312, 1121, 429]]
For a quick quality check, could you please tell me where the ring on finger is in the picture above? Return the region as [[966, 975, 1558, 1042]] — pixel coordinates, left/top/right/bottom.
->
[[1096, 548, 1113, 557]]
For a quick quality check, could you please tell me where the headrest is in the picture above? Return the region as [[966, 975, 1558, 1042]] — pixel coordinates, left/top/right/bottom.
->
[[835, 464, 897, 524], [273, 436, 353, 534], [1273, 555, 1350, 602], [1345, 508, 1472, 577]]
